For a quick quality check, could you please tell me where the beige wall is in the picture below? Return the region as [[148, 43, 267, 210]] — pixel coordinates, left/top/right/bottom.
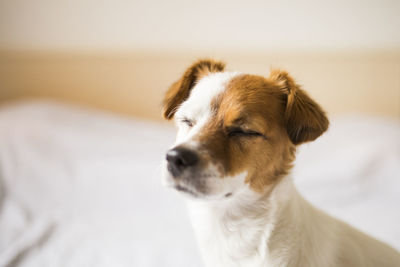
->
[[1, 0, 399, 51], [1, 50, 399, 120]]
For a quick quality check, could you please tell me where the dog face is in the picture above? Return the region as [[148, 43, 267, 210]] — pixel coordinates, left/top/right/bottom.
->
[[162, 59, 328, 200]]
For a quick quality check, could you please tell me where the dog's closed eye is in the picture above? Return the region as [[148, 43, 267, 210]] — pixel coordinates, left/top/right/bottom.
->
[[180, 118, 195, 127], [227, 127, 264, 138]]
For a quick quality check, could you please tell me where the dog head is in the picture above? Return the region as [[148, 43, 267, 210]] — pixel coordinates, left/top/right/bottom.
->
[[162, 59, 328, 200]]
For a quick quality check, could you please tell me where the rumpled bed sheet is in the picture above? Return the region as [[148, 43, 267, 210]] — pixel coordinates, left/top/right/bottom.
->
[[0, 101, 399, 267]]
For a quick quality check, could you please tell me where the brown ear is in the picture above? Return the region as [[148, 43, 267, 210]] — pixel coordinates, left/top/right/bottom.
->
[[162, 59, 225, 120], [270, 70, 329, 145]]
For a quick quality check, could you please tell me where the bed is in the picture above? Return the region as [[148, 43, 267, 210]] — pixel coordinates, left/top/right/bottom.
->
[[0, 101, 399, 267]]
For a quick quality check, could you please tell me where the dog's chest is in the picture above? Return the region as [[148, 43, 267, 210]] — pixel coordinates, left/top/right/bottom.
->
[[188, 202, 273, 267]]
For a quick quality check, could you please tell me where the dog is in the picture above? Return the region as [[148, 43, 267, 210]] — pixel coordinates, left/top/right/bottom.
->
[[161, 59, 400, 267]]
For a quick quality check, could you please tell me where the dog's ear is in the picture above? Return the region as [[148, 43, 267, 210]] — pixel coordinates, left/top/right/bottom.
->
[[162, 59, 225, 120], [270, 70, 329, 145]]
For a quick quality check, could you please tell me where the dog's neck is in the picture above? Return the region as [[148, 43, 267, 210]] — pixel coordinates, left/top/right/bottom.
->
[[186, 176, 336, 267]]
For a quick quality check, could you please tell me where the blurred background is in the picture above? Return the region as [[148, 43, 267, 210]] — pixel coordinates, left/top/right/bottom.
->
[[0, 1, 399, 267], [1, 0, 399, 119]]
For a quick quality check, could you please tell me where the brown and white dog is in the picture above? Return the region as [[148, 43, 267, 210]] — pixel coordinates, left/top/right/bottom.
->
[[161, 59, 400, 267]]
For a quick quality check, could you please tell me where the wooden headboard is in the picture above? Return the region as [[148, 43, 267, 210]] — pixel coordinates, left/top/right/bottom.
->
[[1, 50, 399, 120]]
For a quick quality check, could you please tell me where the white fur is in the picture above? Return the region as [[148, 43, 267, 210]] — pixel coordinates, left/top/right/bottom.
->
[[174, 71, 240, 145], [187, 172, 276, 267], [164, 71, 400, 267]]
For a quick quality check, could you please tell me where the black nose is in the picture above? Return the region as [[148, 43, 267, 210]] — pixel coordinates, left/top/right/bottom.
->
[[166, 147, 199, 177]]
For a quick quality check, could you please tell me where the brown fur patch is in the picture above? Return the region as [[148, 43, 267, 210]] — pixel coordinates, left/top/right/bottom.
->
[[162, 59, 225, 119], [270, 70, 329, 145], [195, 74, 296, 192]]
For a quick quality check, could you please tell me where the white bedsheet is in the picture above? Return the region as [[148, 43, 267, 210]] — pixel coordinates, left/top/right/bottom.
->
[[0, 101, 399, 267]]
